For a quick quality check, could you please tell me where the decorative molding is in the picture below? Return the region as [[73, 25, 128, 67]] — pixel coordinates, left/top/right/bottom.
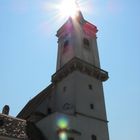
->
[[57, 128, 81, 135], [75, 112, 108, 123], [52, 57, 108, 83]]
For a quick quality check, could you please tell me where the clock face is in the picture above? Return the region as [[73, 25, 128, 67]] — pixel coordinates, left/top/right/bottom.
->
[[63, 103, 73, 110]]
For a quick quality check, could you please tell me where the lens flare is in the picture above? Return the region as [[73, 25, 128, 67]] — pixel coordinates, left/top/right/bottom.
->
[[57, 117, 68, 129], [59, 131, 67, 140], [40, 0, 91, 31], [58, 0, 79, 18]]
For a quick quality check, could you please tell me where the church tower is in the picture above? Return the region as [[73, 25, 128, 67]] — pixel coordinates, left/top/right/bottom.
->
[[17, 2, 110, 140]]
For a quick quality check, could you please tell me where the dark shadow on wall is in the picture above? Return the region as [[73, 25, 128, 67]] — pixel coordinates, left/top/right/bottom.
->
[[26, 121, 47, 140]]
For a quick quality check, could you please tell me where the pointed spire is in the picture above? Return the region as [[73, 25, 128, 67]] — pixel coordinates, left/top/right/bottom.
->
[[75, 0, 79, 9], [69, 0, 84, 23], [75, 0, 80, 10]]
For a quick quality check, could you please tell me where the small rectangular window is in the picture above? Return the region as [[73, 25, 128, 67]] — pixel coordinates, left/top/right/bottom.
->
[[68, 137, 74, 140], [90, 104, 94, 109], [91, 135, 97, 140], [48, 108, 52, 114], [88, 84, 93, 90], [63, 86, 67, 92]]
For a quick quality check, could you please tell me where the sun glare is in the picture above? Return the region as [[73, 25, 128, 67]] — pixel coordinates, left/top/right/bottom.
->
[[41, 0, 91, 30], [58, 0, 79, 18]]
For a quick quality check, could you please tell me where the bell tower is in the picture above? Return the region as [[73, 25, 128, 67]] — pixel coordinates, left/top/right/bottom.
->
[[49, 7, 110, 140], [17, 2, 110, 140], [56, 10, 100, 70]]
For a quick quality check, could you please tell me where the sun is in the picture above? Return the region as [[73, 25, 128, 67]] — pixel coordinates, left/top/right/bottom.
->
[[58, 0, 79, 18], [41, 0, 90, 27]]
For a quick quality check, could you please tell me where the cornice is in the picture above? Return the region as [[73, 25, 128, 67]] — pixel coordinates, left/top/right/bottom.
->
[[52, 57, 108, 83]]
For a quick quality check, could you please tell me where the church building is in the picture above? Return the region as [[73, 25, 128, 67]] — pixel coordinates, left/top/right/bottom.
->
[[0, 2, 110, 140]]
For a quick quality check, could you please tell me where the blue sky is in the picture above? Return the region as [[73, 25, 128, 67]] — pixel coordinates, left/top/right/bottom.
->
[[0, 0, 140, 140]]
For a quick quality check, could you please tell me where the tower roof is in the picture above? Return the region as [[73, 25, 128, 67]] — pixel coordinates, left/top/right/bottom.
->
[[56, 9, 98, 38]]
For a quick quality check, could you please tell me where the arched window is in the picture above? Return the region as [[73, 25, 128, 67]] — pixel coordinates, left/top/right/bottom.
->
[[64, 40, 69, 47], [83, 38, 90, 47], [63, 40, 69, 53]]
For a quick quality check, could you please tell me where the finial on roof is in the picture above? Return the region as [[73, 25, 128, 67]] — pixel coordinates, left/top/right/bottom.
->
[[75, 0, 79, 8], [2, 105, 10, 115]]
